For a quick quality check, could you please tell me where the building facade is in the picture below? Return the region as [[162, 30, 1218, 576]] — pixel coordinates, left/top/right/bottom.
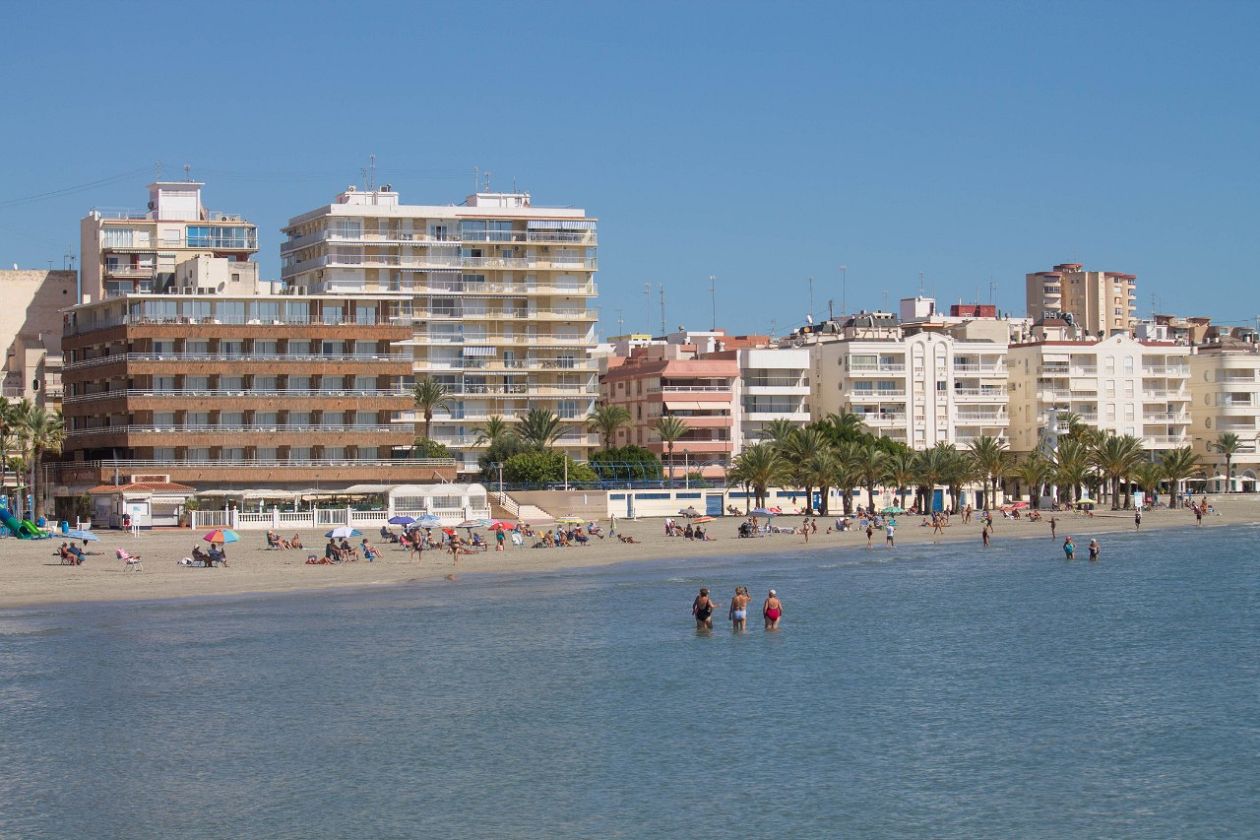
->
[[601, 344, 737, 478], [281, 188, 599, 473], [80, 181, 258, 301], [732, 346, 810, 452], [56, 288, 456, 498], [810, 331, 1009, 448], [1026, 263, 1137, 337], [1189, 338, 1260, 491], [1006, 334, 1191, 452], [0, 268, 76, 408]]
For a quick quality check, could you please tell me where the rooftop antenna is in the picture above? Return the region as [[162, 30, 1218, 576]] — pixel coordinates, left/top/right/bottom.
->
[[644, 282, 652, 333], [708, 275, 717, 330], [473, 166, 480, 193], [839, 265, 848, 316], [828, 299, 834, 321], [482, 171, 492, 192], [659, 284, 666, 335], [989, 277, 997, 305], [512, 176, 518, 193], [918, 272, 925, 295], [154, 160, 162, 180], [616, 308, 624, 336], [808, 276, 815, 322], [367, 153, 376, 191], [183, 163, 192, 182], [882, 290, 889, 311]]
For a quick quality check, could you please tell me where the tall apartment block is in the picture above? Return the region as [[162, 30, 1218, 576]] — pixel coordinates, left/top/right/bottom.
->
[[282, 188, 599, 473], [81, 181, 258, 300], [1189, 336, 1260, 491], [1026, 263, 1137, 337], [1006, 333, 1191, 452], [810, 327, 1010, 448]]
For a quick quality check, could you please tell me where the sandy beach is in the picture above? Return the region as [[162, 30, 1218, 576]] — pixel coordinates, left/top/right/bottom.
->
[[2, 499, 1255, 608]]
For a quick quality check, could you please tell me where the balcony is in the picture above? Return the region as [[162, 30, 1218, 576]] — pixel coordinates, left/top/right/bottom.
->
[[1144, 435, 1190, 448], [954, 364, 1007, 374], [104, 265, 155, 279], [64, 387, 413, 404], [956, 413, 1008, 424], [72, 423, 405, 437], [1142, 365, 1189, 376], [858, 413, 906, 425], [654, 385, 732, 393], [54, 458, 459, 487], [953, 388, 1007, 400], [282, 253, 598, 278], [849, 364, 905, 374], [65, 351, 414, 370], [849, 391, 906, 401], [1142, 390, 1190, 401]]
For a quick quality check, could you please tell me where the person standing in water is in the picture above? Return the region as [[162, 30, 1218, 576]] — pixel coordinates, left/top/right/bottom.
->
[[885, 520, 896, 549], [728, 586, 751, 632], [1063, 536, 1075, 560], [763, 589, 783, 630], [692, 587, 716, 630], [1088, 538, 1100, 561], [865, 522, 875, 549], [1049, 516, 1057, 540], [1134, 509, 1142, 530], [982, 523, 991, 548]]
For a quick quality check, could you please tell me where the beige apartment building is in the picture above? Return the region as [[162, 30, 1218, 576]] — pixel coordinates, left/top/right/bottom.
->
[[810, 328, 1010, 448], [281, 188, 599, 473], [81, 181, 259, 301], [1007, 334, 1191, 452], [1189, 337, 1260, 491], [1026, 263, 1137, 337], [0, 268, 76, 407]]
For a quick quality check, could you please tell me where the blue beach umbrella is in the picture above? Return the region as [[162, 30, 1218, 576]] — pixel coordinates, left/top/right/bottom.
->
[[66, 529, 99, 542], [388, 515, 416, 525], [416, 514, 442, 527], [750, 508, 777, 517], [325, 526, 362, 539]]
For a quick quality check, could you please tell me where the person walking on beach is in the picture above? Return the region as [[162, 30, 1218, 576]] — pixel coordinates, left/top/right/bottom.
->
[[692, 587, 717, 630], [1049, 516, 1057, 540], [802, 520, 810, 543], [495, 528, 505, 552], [885, 520, 896, 549], [1134, 509, 1142, 530], [1088, 538, 1100, 561], [763, 589, 783, 630], [729, 586, 751, 631], [1063, 536, 1075, 560]]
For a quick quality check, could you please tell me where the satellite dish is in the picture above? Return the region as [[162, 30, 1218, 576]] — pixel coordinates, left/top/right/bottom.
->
[[806, 314, 814, 324]]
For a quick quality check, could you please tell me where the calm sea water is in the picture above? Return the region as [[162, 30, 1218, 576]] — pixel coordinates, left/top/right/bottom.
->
[[2, 525, 1258, 839]]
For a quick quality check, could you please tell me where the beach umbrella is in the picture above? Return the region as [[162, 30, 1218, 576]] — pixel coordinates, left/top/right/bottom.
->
[[750, 507, 777, 517], [1076, 497, 1097, 505], [1010, 501, 1029, 510], [556, 516, 584, 525], [691, 515, 714, 524], [488, 521, 517, 531], [457, 518, 492, 529], [416, 513, 442, 527], [442, 528, 457, 537], [203, 529, 240, 544], [325, 526, 362, 539], [388, 515, 415, 525], [881, 505, 906, 515], [66, 529, 99, 542], [678, 506, 700, 517]]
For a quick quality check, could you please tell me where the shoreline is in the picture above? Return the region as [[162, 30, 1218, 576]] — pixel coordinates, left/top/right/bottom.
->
[[1, 500, 1253, 610]]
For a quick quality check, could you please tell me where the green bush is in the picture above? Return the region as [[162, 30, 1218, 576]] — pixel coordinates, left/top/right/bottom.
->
[[501, 451, 598, 484], [412, 438, 454, 459], [588, 445, 663, 480]]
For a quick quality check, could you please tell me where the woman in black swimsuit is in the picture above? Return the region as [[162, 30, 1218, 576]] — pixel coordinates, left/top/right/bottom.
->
[[692, 587, 716, 630]]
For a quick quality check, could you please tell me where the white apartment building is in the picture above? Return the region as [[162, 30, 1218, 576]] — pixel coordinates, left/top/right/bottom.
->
[[281, 188, 599, 472], [81, 181, 258, 301], [1007, 334, 1191, 452], [1189, 339, 1260, 491], [732, 346, 810, 452], [811, 331, 1009, 448]]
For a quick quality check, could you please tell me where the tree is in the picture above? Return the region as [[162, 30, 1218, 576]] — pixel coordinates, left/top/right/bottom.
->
[[654, 415, 689, 487], [832, 440, 863, 515], [937, 445, 977, 513], [1089, 434, 1146, 510], [968, 435, 1008, 509], [501, 450, 596, 485], [478, 434, 527, 480], [822, 411, 868, 443], [1211, 432, 1243, 492], [412, 378, 452, 442], [757, 417, 800, 447], [1012, 452, 1052, 509], [912, 445, 948, 513], [802, 447, 839, 515], [0, 400, 19, 509], [885, 450, 917, 511], [472, 415, 513, 448], [727, 443, 785, 510], [1130, 460, 1165, 507], [1052, 438, 1091, 505], [775, 427, 829, 511], [518, 408, 564, 451], [411, 438, 454, 459], [1159, 446, 1201, 502], [19, 405, 65, 518], [853, 443, 888, 511], [587, 404, 631, 451], [588, 445, 663, 481]]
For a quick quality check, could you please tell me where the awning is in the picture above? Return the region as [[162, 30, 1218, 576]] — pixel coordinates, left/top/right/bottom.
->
[[664, 401, 708, 411], [527, 220, 596, 230], [462, 346, 496, 357]]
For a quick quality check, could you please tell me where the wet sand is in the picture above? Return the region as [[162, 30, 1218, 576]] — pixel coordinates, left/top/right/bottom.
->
[[1, 499, 1252, 608]]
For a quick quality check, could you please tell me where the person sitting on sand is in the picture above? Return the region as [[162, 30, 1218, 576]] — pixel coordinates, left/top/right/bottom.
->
[[291, 534, 303, 549], [360, 539, 378, 561], [67, 543, 86, 565], [338, 538, 358, 562], [618, 534, 639, 544], [325, 539, 340, 563]]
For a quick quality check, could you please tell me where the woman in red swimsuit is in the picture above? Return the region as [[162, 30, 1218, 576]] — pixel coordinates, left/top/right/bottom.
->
[[763, 589, 783, 630]]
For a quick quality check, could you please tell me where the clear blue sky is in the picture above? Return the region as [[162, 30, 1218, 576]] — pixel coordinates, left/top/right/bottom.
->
[[3, 0, 1258, 335]]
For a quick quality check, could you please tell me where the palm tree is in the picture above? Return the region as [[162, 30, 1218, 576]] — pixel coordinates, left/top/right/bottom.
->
[[1052, 438, 1091, 505], [1211, 432, 1243, 493], [1089, 434, 1146, 510], [1131, 460, 1165, 507], [757, 417, 799, 448], [938, 445, 978, 513], [886, 450, 917, 511], [968, 435, 1008, 509], [472, 415, 513, 447], [518, 408, 565, 451], [853, 443, 888, 511], [728, 442, 784, 509], [1159, 446, 1201, 503], [587, 404, 631, 451], [654, 415, 689, 487], [0, 400, 20, 508], [833, 440, 863, 514], [1012, 452, 1052, 510], [20, 406, 65, 518], [412, 378, 452, 442], [776, 427, 829, 511], [803, 447, 839, 515]]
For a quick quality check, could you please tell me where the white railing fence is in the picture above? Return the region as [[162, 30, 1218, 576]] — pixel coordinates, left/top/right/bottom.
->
[[190, 505, 491, 532]]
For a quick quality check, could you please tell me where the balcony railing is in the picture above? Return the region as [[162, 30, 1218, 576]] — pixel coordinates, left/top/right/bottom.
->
[[1142, 390, 1190, 400], [104, 265, 156, 278], [1142, 365, 1190, 376], [65, 351, 413, 370], [849, 364, 905, 373], [71, 423, 405, 437], [850, 391, 907, 400], [953, 364, 1007, 373], [653, 385, 732, 393], [65, 388, 413, 403], [284, 253, 598, 276], [57, 457, 456, 471], [953, 388, 1007, 399], [1144, 435, 1191, 447]]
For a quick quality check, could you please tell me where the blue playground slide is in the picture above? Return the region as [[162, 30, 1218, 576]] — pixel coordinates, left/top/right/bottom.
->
[[0, 506, 47, 539]]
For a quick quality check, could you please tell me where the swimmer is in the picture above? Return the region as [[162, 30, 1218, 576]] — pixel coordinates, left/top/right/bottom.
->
[[692, 587, 716, 630], [763, 589, 783, 630], [1088, 539, 1100, 561], [1063, 536, 1075, 560], [728, 586, 751, 632]]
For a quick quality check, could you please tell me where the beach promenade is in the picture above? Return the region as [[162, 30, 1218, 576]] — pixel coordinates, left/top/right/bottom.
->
[[1, 499, 1254, 608]]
